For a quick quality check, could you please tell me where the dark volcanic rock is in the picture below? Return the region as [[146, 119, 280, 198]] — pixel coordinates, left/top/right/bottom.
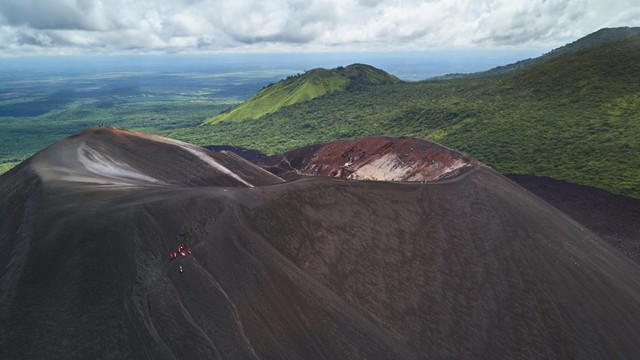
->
[[507, 174, 640, 264], [203, 145, 267, 162], [262, 138, 640, 264], [2, 128, 640, 359]]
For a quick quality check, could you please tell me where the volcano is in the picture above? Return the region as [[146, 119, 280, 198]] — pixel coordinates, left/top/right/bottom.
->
[[2, 128, 640, 359]]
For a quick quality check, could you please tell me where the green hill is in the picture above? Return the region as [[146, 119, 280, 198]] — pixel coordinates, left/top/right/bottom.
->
[[441, 26, 640, 78], [167, 28, 640, 198], [486, 26, 640, 76], [203, 64, 400, 124]]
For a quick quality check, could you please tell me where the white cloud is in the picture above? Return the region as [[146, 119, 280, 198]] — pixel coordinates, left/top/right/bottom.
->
[[0, 0, 637, 56]]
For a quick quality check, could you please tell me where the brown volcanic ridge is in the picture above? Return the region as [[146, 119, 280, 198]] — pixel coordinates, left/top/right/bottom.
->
[[2, 128, 640, 359]]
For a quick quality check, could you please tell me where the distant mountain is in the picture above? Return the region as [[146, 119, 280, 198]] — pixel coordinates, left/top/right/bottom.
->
[[202, 64, 400, 124], [174, 27, 640, 199], [446, 26, 640, 78], [4, 128, 640, 358]]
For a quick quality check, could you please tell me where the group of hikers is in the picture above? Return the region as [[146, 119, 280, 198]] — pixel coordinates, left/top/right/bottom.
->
[[169, 234, 192, 273]]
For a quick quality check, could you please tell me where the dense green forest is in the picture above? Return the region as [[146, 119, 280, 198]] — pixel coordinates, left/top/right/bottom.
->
[[169, 30, 640, 198]]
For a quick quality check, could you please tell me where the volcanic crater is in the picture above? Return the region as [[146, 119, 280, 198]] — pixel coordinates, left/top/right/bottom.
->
[[259, 136, 479, 182]]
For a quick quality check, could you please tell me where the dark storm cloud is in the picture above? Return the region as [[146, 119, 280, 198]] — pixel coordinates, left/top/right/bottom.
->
[[0, 0, 105, 31], [0, 0, 637, 55]]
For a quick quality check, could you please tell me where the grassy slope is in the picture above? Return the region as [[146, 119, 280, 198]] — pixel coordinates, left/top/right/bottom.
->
[[203, 64, 400, 124], [166, 35, 640, 198], [204, 68, 348, 124]]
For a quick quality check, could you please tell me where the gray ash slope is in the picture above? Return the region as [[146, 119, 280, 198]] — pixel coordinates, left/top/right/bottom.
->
[[2, 128, 640, 359], [507, 174, 640, 264]]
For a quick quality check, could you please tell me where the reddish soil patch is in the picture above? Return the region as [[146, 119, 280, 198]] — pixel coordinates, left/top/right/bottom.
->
[[260, 136, 479, 182]]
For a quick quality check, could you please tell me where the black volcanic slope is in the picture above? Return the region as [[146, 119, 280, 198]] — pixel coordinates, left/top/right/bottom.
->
[[507, 174, 640, 264], [2, 128, 640, 359]]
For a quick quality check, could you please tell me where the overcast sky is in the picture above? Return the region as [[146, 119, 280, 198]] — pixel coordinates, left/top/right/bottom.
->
[[0, 0, 637, 56]]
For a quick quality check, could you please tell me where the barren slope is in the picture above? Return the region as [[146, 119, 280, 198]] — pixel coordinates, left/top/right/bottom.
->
[[2, 129, 640, 359], [507, 174, 640, 264]]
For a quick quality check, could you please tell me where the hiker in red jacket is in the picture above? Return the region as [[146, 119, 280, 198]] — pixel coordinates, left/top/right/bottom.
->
[[169, 243, 192, 273]]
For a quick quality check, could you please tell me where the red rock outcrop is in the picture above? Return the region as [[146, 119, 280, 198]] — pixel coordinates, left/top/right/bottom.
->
[[260, 136, 480, 182]]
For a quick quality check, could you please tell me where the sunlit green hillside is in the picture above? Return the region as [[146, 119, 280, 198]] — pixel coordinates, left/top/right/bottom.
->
[[203, 64, 400, 124]]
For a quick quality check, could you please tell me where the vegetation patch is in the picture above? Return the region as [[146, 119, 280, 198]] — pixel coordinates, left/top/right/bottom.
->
[[169, 33, 640, 198], [203, 64, 400, 124], [2, 28, 639, 199]]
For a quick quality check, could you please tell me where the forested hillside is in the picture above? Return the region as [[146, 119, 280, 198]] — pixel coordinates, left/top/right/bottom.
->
[[170, 29, 640, 198]]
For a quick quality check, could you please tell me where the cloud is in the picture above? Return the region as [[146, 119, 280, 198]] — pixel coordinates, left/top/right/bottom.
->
[[470, 0, 591, 46], [0, 0, 637, 56], [0, 0, 110, 31]]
